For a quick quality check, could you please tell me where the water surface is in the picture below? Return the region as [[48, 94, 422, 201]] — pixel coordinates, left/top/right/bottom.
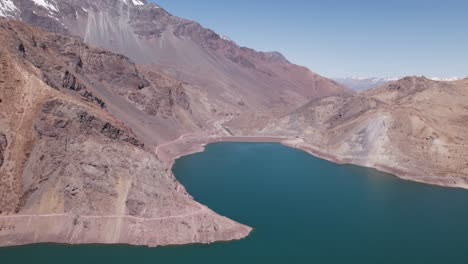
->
[[2, 143, 468, 263]]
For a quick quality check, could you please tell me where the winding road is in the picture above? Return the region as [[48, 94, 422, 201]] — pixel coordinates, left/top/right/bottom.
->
[[0, 208, 208, 222]]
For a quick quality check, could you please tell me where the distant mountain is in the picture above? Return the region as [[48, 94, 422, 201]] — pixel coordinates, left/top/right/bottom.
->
[[334, 76, 462, 91], [333, 77, 399, 91]]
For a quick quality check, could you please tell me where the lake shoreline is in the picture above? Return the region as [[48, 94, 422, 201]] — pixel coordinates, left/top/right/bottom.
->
[[154, 134, 468, 248], [4, 142, 468, 262], [1, 135, 464, 249], [160, 135, 468, 195], [282, 139, 468, 191]]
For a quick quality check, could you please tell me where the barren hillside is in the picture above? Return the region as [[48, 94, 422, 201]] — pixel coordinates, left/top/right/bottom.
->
[[5, 0, 349, 114], [0, 19, 251, 247], [247, 77, 468, 187]]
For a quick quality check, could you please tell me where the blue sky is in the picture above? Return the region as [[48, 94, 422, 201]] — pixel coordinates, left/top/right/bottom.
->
[[152, 0, 467, 78]]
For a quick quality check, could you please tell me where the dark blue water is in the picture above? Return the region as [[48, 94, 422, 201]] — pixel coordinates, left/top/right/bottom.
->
[[2, 143, 468, 263]]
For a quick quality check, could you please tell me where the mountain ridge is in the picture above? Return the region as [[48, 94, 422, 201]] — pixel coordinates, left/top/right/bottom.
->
[[4, 0, 349, 110], [335, 76, 463, 91]]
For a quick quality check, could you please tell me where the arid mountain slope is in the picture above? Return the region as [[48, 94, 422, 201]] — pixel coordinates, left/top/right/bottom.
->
[[0, 19, 250, 247], [248, 77, 468, 187], [0, 18, 226, 147], [4, 0, 349, 113]]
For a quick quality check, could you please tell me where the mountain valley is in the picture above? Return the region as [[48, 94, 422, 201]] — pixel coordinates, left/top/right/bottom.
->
[[0, 0, 467, 248]]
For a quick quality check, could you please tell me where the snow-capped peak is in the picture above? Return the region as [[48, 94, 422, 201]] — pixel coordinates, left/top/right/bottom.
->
[[133, 0, 145, 5], [0, 0, 18, 18]]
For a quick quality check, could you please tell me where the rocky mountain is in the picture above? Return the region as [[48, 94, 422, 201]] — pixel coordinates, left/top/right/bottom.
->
[[0, 18, 251, 247], [249, 77, 468, 188], [2, 0, 348, 114], [0, 0, 349, 247], [1, 0, 466, 250]]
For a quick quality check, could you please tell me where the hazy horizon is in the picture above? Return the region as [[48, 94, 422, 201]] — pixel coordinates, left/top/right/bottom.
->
[[153, 0, 468, 79]]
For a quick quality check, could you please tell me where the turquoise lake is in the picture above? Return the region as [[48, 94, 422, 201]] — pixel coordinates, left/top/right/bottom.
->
[[2, 143, 468, 263]]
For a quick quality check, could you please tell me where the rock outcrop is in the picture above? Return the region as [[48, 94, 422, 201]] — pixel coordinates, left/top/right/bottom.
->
[[0, 133, 6, 168], [0, 18, 203, 147]]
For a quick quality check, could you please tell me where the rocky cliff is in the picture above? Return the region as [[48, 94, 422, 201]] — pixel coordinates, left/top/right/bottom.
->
[[0, 18, 250, 247]]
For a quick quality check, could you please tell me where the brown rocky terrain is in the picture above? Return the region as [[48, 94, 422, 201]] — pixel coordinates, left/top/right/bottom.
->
[[1, 0, 467, 250], [237, 76, 468, 188], [0, 18, 214, 149], [0, 19, 251, 247]]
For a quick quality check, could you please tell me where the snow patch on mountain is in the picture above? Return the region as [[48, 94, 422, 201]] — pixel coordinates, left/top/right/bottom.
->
[[0, 0, 18, 18], [123, 0, 150, 6], [430, 77, 461, 82], [220, 35, 232, 41], [31, 0, 58, 12], [131, 0, 145, 5]]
